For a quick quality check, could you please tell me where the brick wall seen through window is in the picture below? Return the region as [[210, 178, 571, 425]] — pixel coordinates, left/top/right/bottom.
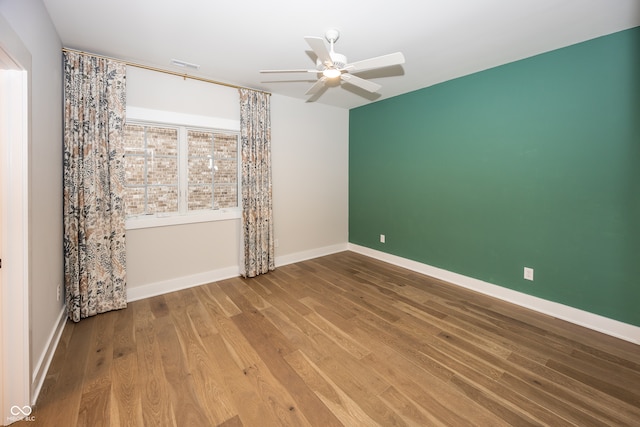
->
[[124, 123, 238, 218]]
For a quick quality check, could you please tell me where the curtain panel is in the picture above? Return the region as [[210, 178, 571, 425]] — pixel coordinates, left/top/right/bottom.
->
[[239, 89, 275, 277], [63, 51, 127, 322]]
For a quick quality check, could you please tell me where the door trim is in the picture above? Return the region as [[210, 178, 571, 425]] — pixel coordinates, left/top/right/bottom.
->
[[0, 17, 31, 425]]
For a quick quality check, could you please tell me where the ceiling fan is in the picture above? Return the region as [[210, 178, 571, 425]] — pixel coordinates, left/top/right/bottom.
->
[[260, 29, 405, 100]]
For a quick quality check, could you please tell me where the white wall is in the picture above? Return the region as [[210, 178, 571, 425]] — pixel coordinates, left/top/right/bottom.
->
[[125, 67, 349, 300], [0, 0, 65, 402], [271, 94, 349, 263]]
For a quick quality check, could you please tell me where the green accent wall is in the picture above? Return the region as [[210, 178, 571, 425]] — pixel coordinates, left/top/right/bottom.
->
[[349, 27, 640, 326]]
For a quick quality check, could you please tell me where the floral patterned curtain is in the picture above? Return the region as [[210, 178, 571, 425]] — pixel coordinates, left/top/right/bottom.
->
[[63, 51, 127, 322], [239, 88, 275, 277]]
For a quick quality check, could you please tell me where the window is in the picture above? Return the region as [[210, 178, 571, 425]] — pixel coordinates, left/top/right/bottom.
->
[[187, 129, 238, 211], [124, 121, 240, 229], [124, 124, 179, 216]]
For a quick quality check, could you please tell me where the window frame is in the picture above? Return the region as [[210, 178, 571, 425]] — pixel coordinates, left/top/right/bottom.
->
[[124, 107, 241, 230]]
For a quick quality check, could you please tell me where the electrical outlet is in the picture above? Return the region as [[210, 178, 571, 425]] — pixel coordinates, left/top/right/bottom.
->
[[380, 234, 386, 243], [274, 239, 279, 248], [524, 267, 534, 281], [56, 283, 61, 301]]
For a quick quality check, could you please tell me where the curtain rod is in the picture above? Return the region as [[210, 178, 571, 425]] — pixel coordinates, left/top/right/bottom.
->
[[62, 47, 270, 95]]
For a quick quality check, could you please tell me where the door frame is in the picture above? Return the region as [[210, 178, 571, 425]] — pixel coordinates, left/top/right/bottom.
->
[[0, 19, 31, 425]]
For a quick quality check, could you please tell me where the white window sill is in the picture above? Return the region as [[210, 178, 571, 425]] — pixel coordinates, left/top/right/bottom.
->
[[125, 208, 241, 230]]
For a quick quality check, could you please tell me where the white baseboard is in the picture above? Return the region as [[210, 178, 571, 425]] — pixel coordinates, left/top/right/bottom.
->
[[275, 243, 349, 268], [31, 305, 67, 405], [126, 266, 241, 302], [348, 244, 640, 345]]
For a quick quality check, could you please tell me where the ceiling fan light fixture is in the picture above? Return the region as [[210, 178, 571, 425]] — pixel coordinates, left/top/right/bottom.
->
[[322, 68, 341, 79], [259, 28, 405, 101]]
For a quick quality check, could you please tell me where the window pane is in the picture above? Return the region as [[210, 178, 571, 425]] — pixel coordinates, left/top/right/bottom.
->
[[214, 158, 237, 183], [147, 127, 178, 155], [188, 185, 213, 211], [125, 155, 146, 185], [187, 130, 214, 212], [188, 130, 213, 156], [147, 186, 178, 213], [215, 133, 238, 157], [124, 124, 178, 217], [215, 184, 237, 209], [124, 124, 145, 154], [148, 156, 178, 185], [124, 123, 148, 217], [188, 157, 212, 185], [213, 133, 238, 209], [124, 187, 146, 216]]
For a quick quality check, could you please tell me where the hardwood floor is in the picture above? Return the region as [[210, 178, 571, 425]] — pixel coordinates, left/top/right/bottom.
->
[[17, 251, 640, 426]]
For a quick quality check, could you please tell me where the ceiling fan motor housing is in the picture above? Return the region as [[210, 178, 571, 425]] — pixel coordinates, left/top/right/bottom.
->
[[330, 52, 347, 69], [317, 52, 347, 70]]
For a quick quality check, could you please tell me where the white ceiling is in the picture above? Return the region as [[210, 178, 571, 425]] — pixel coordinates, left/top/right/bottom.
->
[[42, 0, 640, 109]]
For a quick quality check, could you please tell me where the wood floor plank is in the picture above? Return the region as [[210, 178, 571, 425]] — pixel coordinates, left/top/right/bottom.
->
[[302, 311, 371, 359], [361, 344, 507, 426], [163, 290, 237, 425], [23, 251, 640, 426], [498, 371, 622, 426], [355, 312, 553, 425], [217, 414, 244, 427], [392, 299, 513, 359], [545, 358, 640, 407], [194, 315, 281, 427], [222, 283, 343, 427], [195, 287, 313, 426], [260, 305, 327, 364], [448, 374, 542, 426], [110, 305, 144, 427], [154, 312, 211, 426], [254, 272, 314, 316], [76, 384, 112, 427], [314, 352, 410, 427], [378, 385, 446, 427], [283, 349, 383, 426], [507, 351, 640, 425], [201, 281, 243, 317], [76, 310, 117, 427], [194, 284, 317, 427], [431, 329, 617, 425], [131, 298, 177, 427], [196, 282, 267, 370]]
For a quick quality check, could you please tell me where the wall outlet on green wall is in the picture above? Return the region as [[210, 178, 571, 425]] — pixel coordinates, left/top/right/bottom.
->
[[524, 267, 534, 281]]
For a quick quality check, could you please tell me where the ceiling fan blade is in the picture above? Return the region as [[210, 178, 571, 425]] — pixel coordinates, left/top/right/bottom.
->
[[306, 83, 328, 102], [304, 36, 333, 67], [260, 69, 319, 73], [340, 74, 381, 93], [305, 76, 327, 96], [345, 52, 405, 72]]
